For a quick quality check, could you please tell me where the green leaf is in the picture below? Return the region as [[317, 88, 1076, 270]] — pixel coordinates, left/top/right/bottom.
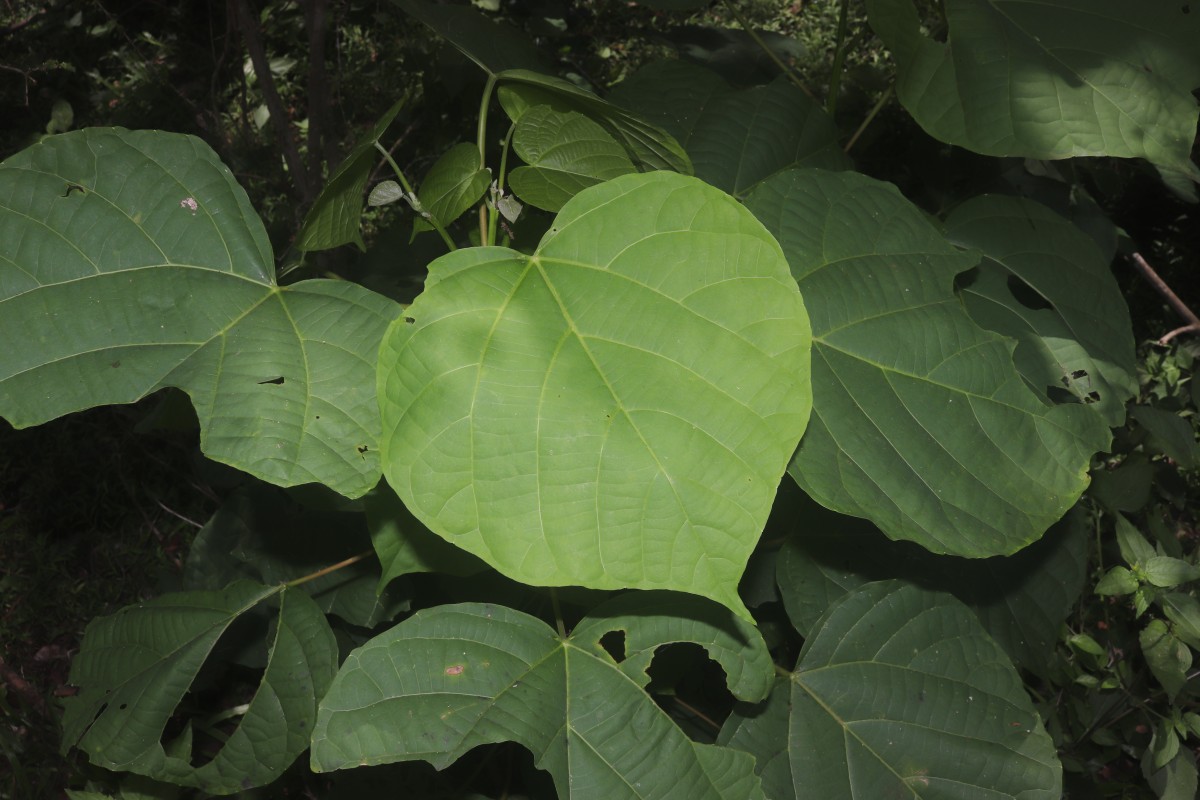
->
[[1115, 513, 1158, 567], [183, 487, 410, 628], [609, 60, 849, 196], [1131, 406, 1200, 469], [63, 581, 337, 793], [377, 172, 811, 619], [311, 602, 766, 799], [297, 98, 406, 251], [1162, 592, 1200, 650], [945, 194, 1137, 427], [391, 0, 552, 76], [364, 482, 488, 586], [497, 70, 692, 174], [413, 142, 491, 235], [720, 582, 1062, 799], [744, 169, 1110, 557], [1141, 619, 1191, 701], [1095, 566, 1139, 596], [1144, 747, 1199, 800], [1144, 557, 1200, 588], [508, 105, 636, 211], [866, 0, 1200, 178], [0, 129, 401, 498], [775, 503, 1087, 676]]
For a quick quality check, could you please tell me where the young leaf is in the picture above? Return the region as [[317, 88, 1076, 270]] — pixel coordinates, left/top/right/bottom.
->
[[945, 195, 1137, 427], [311, 601, 768, 798], [508, 105, 636, 212], [609, 60, 850, 197], [297, 98, 406, 251], [368, 180, 404, 207], [1095, 566, 1139, 596], [412, 142, 490, 235], [720, 582, 1062, 799], [62, 581, 337, 793], [775, 504, 1087, 676], [866, 0, 1200, 179], [0, 129, 402, 498], [744, 168, 1111, 557], [377, 172, 812, 619], [496, 71, 691, 175]]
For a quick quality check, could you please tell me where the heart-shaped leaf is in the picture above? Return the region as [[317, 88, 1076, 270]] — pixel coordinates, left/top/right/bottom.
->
[[610, 60, 849, 196], [311, 599, 769, 799], [721, 581, 1062, 799], [866, 0, 1200, 179], [0, 129, 401, 498], [377, 171, 811, 619], [745, 168, 1110, 557], [945, 195, 1137, 427], [509, 105, 636, 211], [62, 581, 337, 793]]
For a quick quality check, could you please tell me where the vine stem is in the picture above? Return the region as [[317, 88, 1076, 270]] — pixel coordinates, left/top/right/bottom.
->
[[826, 0, 851, 117], [843, 84, 893, 153], [373, 141, 457, 252], [1128, 252, 1200, 344], [721, 0, 814, 99], [286, 549, 374, 588]]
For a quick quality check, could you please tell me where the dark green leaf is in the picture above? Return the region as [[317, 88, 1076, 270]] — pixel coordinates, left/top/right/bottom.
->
[[390, 0, 551, 75], [745, 169, 1110, 557], [1131, 406, 1200, 469], [364, 482, 487, 585], [1095, 566, 1139, 596], [1162, 592, 1200, 650], [1141, 619, 1191, 701], [1143, 557, 1200, 588], [1115, 513, 1158, 567], [0, 129, 401, 498]]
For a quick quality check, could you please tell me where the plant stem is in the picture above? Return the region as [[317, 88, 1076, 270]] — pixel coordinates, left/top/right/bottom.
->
[[843, 84, 893, 153], [286, 549, 374, 588], [1128, 252, 1200, 344], [550, 588, 568, 639], [826, 0, 851, 117], [373, 141, 457, 252], [672, 697, 722, 734], [488, 123, 517, 247], [722, 0, 814, 99], [477, 74, 499, 170]]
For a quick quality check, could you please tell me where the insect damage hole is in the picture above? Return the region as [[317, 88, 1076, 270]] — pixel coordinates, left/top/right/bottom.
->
[[257, 376, 285, 385]]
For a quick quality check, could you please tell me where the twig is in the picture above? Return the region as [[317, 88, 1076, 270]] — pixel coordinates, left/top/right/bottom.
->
[[286, 549, 373, 587], [722, 0, 815, 99], [1128, 252, 1200, 344], [233, 0, 313, 202], [844, 83, 893, 153], [155, 500, 204, 529]]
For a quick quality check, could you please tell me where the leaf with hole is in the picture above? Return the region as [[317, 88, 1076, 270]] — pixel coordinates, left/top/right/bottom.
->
[[0, 129, 401, 498], [62, 581, 337, 793], [744, 168, 1111, 557], [377, 171, 811, 619], [311, 599, 769, 798]]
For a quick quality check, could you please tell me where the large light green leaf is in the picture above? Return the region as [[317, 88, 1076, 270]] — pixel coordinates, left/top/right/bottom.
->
[[776, 500, 1088, 676], [377, 171, 811, 619], [297, 98, 405, 251], [866, 0, 1200, 180], [0, 129, 401, 498], [609, 60, 849, 196], [720, 581, 1062, 799], [497, 70, 692, 175], [509, 105, 636, 211], [744, 169, 1110, 557], [945, 195, 1137, 427], [311, 600, 768, 799], [63, 581, 337, 794]]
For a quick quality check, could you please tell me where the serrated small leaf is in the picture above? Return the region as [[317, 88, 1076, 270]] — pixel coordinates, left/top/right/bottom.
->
[[1153, 722, 1183, 771], [298, 98, 405, 251], [378, 172, 811, 618], [311, 602, 765, 799], [1144, 557, 1200, 588], [720, 582, 1062, 799], [508, 105, 636, 211], [368, 180, 404, 207], [866, 0, 1200, 177], [745, 169, 1110, 557], [1068, 633, 1105, 657], [1162, 592, 1200, 650], [1096, 566, 1139, 596], [0, 129, 401, 498], [1144, 747, 1199, 800], [63, 582, 337, 793], [1115, 513, 1158, 567], [1141, 619, 1191, 701]]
